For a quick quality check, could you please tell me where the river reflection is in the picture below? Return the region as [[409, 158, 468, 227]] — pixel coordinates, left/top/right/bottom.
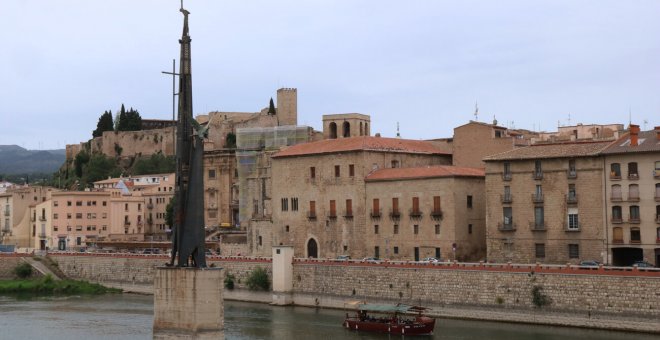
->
[[0, 294, 656, 340]]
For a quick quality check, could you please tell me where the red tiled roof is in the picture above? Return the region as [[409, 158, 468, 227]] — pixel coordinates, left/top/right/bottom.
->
[[273, 136, 450, 158], [601, 130, 660, 154], [483, 141, 612, 161], [365, 165, 485, 181]]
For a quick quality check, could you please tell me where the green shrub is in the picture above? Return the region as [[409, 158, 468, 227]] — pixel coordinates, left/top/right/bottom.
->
[[224, 273, 235, 290], [531, 285, 551, 308], [245, 267, 269, 291], [13, 263, 33, 279]]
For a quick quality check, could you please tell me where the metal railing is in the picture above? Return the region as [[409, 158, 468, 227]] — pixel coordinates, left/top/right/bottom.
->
[[501, 194, 512, 203]]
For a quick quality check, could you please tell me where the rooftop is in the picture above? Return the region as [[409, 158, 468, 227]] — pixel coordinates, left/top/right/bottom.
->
[[273, 136, 449, 158], [601, 130, 660, 155], [484, 141, 612, 161], [366, 165, 485, 182]]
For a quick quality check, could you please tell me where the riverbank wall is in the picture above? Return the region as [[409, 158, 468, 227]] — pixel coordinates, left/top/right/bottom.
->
[[18, 253, 660, 333]]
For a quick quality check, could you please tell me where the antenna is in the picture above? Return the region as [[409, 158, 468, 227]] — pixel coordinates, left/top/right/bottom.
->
[[568, 113, 571, 126], [628, 107, 632, 125], [474, 101, 479, 121], [643, 119, 648, 130], [396, 122, 401, 138]]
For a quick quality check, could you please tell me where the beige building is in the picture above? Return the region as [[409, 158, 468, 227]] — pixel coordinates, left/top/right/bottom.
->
[[264, 136, 452, 259], [322, 113, 371, 139], [452, 121, 537, 168], [203, 150, 237, 229], [484, 141, 611, 264], [364, 166, 486, 261], [51, 191, 113, 250], [536, 123, 624, 143], [1, 186, 53, 248], [601, 126, 660, 266]]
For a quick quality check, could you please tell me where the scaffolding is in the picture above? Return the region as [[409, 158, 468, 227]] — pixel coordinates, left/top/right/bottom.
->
[[235, 126, 311, 224]]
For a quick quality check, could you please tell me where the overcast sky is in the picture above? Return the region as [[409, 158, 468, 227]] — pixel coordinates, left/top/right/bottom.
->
[[2, 0, 659, 150]]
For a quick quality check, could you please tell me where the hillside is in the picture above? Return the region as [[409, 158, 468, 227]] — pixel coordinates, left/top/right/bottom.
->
[[0, 145, 65, 175]]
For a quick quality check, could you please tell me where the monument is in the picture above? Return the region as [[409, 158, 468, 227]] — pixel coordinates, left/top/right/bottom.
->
[[153, 3, 224, 339]]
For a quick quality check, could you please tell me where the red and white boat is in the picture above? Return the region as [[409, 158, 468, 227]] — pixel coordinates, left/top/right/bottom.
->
[[343, 303, 436, 335]]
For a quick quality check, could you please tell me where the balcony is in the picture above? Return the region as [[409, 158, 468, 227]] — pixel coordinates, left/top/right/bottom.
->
[[30, 216, 36, 222], [38, 233, 47, 239], [343, 211, 354, 219], [389, 209, 401, 220], [611, 217, 623, 224], [409, 209, 422, 219], [370, 208, 381, 219], [533, 171, 543, 180], [39, 216, 47, 222], [628, 173, 639, 180], [610, 173, 621, 180], [124, 221, 131, 227], [612, 238, 624, 244], [502, 173, 512, 181], [655, 195, 660, 202], [531, 193, 544, 203], [529, 222, 546, 231], [656, 215, 660, 224], [654, 170, 660, 179], [627, 194, 640, 202], [307, 212, 317, 220], [147, 203, 154, 210], [567, 170, 577, 179], [564, 222, 580, 232], [4, 210, 9, 216], [430, 209, 443, 220], [610, 194, 623, 202], [500, 194, 512, 204], [497, 222, 516, 231], [630, 238, 641, 244], [2, 226, 10, 234], [566, 194, 578, 204], [628, 217, 641, 224], [328, 212, 337, 220], [137, 220, 144, 226]]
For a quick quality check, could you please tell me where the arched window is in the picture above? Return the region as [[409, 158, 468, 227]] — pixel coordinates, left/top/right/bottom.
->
[[365, 123, 369, 136], [329, 122, 337, 139], [342, 121, 351, 138], [655, 183, 660, 200], [611, 206, 622, 222], [307, 238, 318, 258], [628, 184, 639, 201], [359, 122, 363, 136], [629, 205, 640, 222], [612, 227, 623, 243], [627, 162, 638, 179]]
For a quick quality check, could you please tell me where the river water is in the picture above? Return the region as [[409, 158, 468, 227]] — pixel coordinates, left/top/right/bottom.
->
[[0, 294, 656, 340]]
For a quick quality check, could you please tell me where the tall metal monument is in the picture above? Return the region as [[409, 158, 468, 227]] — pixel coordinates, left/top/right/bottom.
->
[[169, 3, 207, 268]]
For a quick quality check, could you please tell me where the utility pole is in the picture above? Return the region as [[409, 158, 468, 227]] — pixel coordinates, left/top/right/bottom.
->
[[162, 59, 178, 154]]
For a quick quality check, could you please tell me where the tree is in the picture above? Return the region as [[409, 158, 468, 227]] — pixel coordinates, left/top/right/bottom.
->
[[225, 133, 236, 149], [132, 153, 175, 175], [116, 104, 142, 132], [92, 110, 114, 137], [165, 197, 175, 229], [74, 151, 90, 178], [82, 154, 120, 185], [268, 97, 276, 115]]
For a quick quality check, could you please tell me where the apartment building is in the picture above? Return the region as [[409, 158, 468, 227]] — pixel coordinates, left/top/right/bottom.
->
[[601, 125, 660, 266], [0, 186, 53, 248], [484, 141, 611, 264]]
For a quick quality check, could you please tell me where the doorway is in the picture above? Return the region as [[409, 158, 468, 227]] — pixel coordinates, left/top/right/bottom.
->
[[307, 238, 318, 258]]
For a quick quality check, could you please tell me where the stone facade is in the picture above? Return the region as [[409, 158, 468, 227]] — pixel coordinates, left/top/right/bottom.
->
[[203, 150, 237, 229], [485, 142, 610, 264], [1, 186, 54, 248], [452, 121, 536, 168], [365, 174, 485, 261], [322, 113, 371, 139]]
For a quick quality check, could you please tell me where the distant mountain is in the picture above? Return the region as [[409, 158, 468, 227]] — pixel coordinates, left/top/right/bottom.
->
[[0, 145, 65, 175]]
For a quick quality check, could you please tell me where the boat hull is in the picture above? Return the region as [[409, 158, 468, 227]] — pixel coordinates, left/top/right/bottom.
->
[[344, 317, 435, 335]]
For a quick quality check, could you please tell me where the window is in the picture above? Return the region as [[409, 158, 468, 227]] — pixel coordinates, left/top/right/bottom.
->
[[656, 227, 660, 242], [467, 195, 473, 208], [102, 213, 107, 219], [534, 207, 544, 228], [655, 183, 660, 200], [67, 213, 72, 219], [534, 160, 542, 178], [613, 227, 623, 243], [76, 213, 82, 219], [76, 225, 82, 231], [329, 200, 336, 217], [391, 160, 400, 168], [627, 162, 638, 179], [568, 184, 576, 202], [412, 197, 420, 215], [611, 184, 622, 200], [208, 169, 216, 179], [53, 201, 59, 207], [329, 122, 337, 139], [393, 224, 399, 234], [291, 198, 298, 211], [87, 201, 92, 206], [53, 226, 58, 232], [612, 206, 622, 222], [285, 225, 289, 232], [630, 227, 641, 243], [258, 236, 262, 246], [53, 213, 58, 220], [310, 167, 316, 179], [502, 207, 513, 227], [374, 225, 379, 234], [568, 159, 576, 177], [281, 198, 288, 211], [393, 246, 399, 254], [503, 162, 511, 179], [138, 203, 142, 211], [76, 201, 82, 206], [535, 243, 545, 258], [534, 185, 543, 201], [372, 198, 380, 216], [568, 244, 579, 259], [628, 184, 639, 201], [468, 224, 473, 234], [629, 205, 640, 222], [334, 165, 340, 177], [345, 199, 353, 217], [102, 201, 107, 206], [413, 225, 419, 234], [392, 197, 399, 216], [567, 207, 579, 230], [86, 213, 92, 219], [349, 164, 355, 177], [76, 237, 81, 246], [435, 224, 440, 235], [433, 196, 441, 215], [125, 203, 129, 211], [610, 163, 621, 178], [309, 201, 316, 217], [67, 201, 72, 206], [374, 246, 379, 258], [657, 205, 660, 222]]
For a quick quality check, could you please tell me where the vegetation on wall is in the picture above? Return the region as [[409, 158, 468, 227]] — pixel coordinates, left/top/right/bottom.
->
[[13, 263, 34, 279], [245, 267, 270, 291], [0, 275, 121, 295], [132, 153, 175, 175]]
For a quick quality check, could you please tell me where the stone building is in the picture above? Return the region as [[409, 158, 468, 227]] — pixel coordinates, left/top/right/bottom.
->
[[263, 136, 452, 258], [484, 141, 611, 264], [451, 121, 537, 168], [536, 123, 624, 143], [601, 125, 660, 266], [322, 113, 370, 139], [364, 166, 486, 261], [0, 186, 54, 248], [203, 150, 237, 229]]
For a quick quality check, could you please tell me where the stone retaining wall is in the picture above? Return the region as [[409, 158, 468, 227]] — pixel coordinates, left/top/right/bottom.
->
[[0, 255, 22, 279]]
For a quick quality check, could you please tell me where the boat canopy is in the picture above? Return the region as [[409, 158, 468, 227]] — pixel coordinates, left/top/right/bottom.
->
[[357, 304, 427, 314]]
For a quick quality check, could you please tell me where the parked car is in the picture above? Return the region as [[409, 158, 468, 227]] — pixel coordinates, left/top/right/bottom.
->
[[420, 257, 440, 263], [362, 257, 381, 264], [336, 255, 351, 261], [579, 260, 600, 267], [633, 261, 655, 268]]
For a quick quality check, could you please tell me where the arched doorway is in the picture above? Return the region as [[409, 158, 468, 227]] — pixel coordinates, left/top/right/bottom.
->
[[342, 121, 351, 138], [329, 122, 337, 139], [307, 238, 318, 258]]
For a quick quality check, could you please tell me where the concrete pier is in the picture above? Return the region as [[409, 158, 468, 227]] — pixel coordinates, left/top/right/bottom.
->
[[153, 267, 224, 339]]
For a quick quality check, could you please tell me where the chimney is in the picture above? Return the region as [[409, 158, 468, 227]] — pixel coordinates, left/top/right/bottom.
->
[[629, 124, 640, 146], [655, 126, 660, 141]]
